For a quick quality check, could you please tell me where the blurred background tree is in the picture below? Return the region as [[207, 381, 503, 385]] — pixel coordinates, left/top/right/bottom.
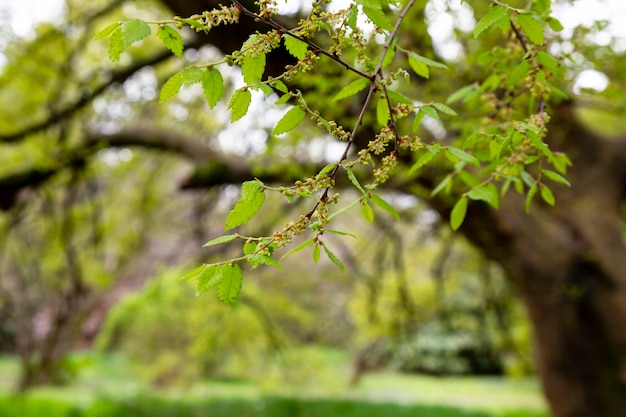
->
[[0, 1, 625, 416]]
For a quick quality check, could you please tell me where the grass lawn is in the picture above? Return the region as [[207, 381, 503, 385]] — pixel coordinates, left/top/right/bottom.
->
[[0, 352, 548, 417]]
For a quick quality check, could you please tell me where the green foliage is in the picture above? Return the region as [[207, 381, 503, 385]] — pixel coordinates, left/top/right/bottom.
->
[[157, 26, 184, 58], [225, 180, 266, 230], [228, 88, 252, 122], [273, 106, 306, 136]]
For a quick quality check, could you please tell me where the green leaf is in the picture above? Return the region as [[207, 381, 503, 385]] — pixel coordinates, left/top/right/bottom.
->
[[328, 199, 360, 221], [376, 96, 389, 126], [181, 67, 204, 85], [196, 265, 221, 295], [178, 17, 207, 32], [473, 5, 509, 38], [202, 68, 224, 109], [446, 147, 479, 166], [525, 183, 538, 213], [548, 16, 564, 32], [446, 85, 476, 104], [312, 243, 321, 264], [508, 60, 532, 86], [409, 151, 435, 176], [228, 88, 252, 122], [216, 264, 243, 305], [346, 168, 366, 195], [419, 106, 439, 120], [159, 71, 185, 103], [517, 13, 544, 45], [317, 163, 337, 179], [370, 193, 400, 220], [283, 35, 308, 59], [433, 102, 457, 116], [325, 229, 357, 238], [408, 55, 429, 79], [408, 52, 448, 70], [540, 184, 555, 206], [280, 238, 315, 260], [430, 175, 452, 197], [247, 254, 284, 270], [347, 6, 358, 30], [387, 90, 413, 105], [242, 52, 267, 84], [412, 109, 425, 132], [121, 20, 151, 48], [225, 180, 266, 230], [108, 27, 124, 62], [94, 22, 121, 40], [362, 6, 394, 31], [542, 169, 570, 187], [177, 264, 207, 282], [323, 244, 345, 272], [361, 201, 375, 223], [157, 26, 184, 57], [203, 234, 238, 247], [333, 78, 370, 102], [382, 37, 397, 69], [536, 51, 559, 71], [273, 106, 306, 136], [467, 183, 500, 209], [243, 241, 257, 256], [450, 197, 468, 231]]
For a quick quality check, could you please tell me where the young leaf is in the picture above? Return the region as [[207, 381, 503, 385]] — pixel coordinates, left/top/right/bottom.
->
[[177, 264, 207, 283], [473, 5, 509, 38], [376, 96, 389, 126], [159, 71, 185, 103], [228, 88, 252, 122], [408, 55, 429, 78], [181, 67, 204, 85], [362, 6, 394, 31], [525, 183, 538, 213], [157, 26, 184, 57], [361, 201, 375, 223], [225, 180, 266, 230], [283, 35, 308, 59], [409, 151, 435, 176], [407, 52, 448, 70], [467, 183, 500, 209], [317, 163, 337, 179], [280, 238, 314, 260], [412, 109, 426, 133], [516, 13, 544, 45], [346, 168, 366, 195], [446, 85, 476, 104], [387, 90, 413, 105], [508, 60, 532, 86], [94, 22, 121, 40], [333, 78, 370, 102], [540, 184, 556, 206], [242, 52, 267, 84], [196, 265, 221, 295], [202, 68, 224, 109], [322, 243, 345, 272], [542, 169, 571, 187], [370, 193, 400, 220], [243, 240, 257, 256], [450, 197, 468, 231], [433, 102, 457, 116], [312, 243, 321, 264], [446, 147, 479, 166], [247, 254, 284, 270], [216, 264, 243, 305], [430, 174, 452, 197], [203, 234, 238, 247], [328, 199, 360, 221], [273, 106, 306, 136], [419, 106, 439, 120], [108, 27, 124, 62], [121, 20, 151, 48]]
